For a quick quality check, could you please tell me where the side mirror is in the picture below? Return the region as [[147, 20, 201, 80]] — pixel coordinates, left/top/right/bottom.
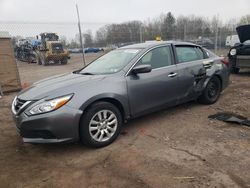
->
[[132, 64, 152, 74]]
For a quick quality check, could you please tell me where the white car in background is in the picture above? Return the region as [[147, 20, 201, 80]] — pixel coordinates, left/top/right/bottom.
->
[[225, 35, 240, 47]]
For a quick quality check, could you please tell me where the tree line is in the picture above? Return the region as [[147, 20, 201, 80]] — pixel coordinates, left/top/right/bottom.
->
[[69, 12, 250, 48]]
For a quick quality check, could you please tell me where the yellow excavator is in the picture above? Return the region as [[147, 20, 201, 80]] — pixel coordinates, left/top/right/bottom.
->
[[35, 33, 70, 66]]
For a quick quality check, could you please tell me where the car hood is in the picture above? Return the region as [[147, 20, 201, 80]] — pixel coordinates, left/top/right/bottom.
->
[[236, 24, 250, 43], [18, 73, 106, 101]]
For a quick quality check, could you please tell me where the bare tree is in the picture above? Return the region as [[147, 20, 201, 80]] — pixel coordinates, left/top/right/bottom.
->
[[239, 15, 250, 25], [83, 30, 93, 47], [92, 13, 250, 49]]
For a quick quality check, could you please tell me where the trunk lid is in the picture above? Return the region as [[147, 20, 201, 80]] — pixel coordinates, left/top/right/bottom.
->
[[236, 24, 250, 43]]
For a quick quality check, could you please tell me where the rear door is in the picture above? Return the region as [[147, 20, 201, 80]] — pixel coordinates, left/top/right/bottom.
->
[[126, 45, 182, 117], [174, 45, 207, 103]]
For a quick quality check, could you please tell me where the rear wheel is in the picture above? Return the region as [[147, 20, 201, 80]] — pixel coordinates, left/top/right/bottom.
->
[[198, 76, 222, 104], [61, 58, 68, 65], [79, 102, 122, 148]]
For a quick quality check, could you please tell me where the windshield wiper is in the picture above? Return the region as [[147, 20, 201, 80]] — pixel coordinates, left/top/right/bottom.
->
[[80, 72, 95, 75], [72, 70, 80, 74]]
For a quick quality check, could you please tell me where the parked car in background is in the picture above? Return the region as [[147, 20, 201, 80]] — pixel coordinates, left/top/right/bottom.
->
[[68, 48, 104, 54], [68, 48, 82, 53], [225, 35, 240, 47], [117, 42, 136, 48], [189, 37, 214, 49], [228, 24, 250, 74], [84, 47, 104, 53], [12, 41, 230, 148]]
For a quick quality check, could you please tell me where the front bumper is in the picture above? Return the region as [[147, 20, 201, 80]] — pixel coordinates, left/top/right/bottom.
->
[[12, 104, 83, 143], [236, 55, 250, 68], [229, 55, 250, 69]]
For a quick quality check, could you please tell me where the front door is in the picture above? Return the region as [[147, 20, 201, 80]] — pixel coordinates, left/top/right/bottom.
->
[[126, 45, 181, 117]]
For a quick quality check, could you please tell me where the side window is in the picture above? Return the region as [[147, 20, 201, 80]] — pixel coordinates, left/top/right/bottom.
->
[[176, 46, 205, 63], [137, 46, 172, 69]]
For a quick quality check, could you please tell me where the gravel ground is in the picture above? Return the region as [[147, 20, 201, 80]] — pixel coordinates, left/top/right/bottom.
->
[[1, 53, 250, 188]]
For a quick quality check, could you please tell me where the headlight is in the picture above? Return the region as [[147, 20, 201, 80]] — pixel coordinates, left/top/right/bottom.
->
[[230, 49, 237, 56], [29, 94, 73, 115]]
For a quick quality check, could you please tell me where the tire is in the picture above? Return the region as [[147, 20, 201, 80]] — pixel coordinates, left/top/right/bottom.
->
[[198, 76, 222, 104], [231, 67, 240, 74], [80, 102, 122, 148], [61, 58, 68, 65]]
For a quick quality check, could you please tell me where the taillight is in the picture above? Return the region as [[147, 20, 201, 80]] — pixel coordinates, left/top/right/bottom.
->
[[221, 57, 229, 67]]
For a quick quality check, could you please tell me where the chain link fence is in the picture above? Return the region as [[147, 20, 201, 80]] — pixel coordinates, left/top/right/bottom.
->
[[0, 17, 243, 60]]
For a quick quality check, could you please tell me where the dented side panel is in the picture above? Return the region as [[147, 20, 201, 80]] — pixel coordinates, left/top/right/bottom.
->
[[176, 59, 206, 103]]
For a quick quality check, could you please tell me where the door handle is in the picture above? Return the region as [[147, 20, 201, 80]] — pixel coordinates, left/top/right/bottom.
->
[[203, 60, 214, 69], [168, 72, 178, 78]]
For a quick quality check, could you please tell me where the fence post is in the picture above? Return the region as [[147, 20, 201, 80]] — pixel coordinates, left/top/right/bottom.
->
[[0, 84, 3, 97]]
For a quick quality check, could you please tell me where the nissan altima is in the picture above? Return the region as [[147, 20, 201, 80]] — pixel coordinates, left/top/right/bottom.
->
[[12, 41, 230, 148]]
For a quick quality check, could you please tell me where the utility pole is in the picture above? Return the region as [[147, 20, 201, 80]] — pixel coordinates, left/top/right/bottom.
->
[[215, 25, 218, 53], [76, 4, 86, 66], [139, 26, 143, 43], [184, 23, 187, 41], [129, 29, 132, 42], [214, 14, 219, 54]]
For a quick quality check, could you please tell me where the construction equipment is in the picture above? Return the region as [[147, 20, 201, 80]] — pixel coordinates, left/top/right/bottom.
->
[[35, 33, 69, 66]]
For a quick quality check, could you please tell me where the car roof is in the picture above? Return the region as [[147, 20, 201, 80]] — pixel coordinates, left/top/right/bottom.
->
[[120, 41, 199, 49]]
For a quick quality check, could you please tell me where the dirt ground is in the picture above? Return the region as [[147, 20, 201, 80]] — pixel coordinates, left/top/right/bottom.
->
[[1, 53, 250, 188]]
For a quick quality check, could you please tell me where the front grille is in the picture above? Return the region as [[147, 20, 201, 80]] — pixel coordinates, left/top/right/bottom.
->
[[20, 130, 56, 139], [15, 98, 27, 112], [13, 98, 32, 115], [52, 50, 63, 54]]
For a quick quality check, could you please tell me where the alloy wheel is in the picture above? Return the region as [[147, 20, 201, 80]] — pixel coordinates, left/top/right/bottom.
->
[[89, 110, 118, 142]]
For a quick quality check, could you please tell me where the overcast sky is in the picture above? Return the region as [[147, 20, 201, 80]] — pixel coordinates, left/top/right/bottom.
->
[[0, 0, 249, 23], [0, 0, 249, 39]]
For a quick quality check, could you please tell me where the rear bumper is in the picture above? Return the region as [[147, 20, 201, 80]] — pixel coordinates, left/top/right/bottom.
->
[[12, 105, 83, 143]]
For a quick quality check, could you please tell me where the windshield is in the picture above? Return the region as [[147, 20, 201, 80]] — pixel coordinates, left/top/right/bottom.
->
[[80, 49, 140, 74], [52, 43, 63, 51]]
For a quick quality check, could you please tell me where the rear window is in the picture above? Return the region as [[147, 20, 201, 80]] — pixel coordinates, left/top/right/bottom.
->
[[176, 46, 205, 63]]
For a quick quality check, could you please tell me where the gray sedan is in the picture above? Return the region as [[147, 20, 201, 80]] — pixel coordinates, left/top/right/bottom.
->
[[12, 41, 230, 148]]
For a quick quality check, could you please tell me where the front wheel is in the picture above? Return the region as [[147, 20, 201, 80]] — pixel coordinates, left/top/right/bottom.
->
[[79, 102, 122, 148], [198, 76, 222, 104], [61, 58, 68, 65]]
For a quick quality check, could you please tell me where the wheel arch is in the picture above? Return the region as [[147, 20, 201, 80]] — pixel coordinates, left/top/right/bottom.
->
[[203, 74, 223, 92], [79, 94, 130, 122], [214, 74, 223, 91], [78, 96, 128, 141]]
